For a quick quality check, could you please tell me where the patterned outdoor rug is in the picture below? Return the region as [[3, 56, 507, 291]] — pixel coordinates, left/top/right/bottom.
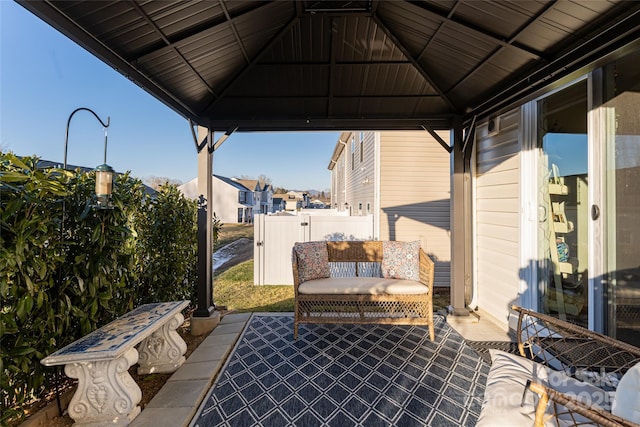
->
[[191, 314, 490, 427]]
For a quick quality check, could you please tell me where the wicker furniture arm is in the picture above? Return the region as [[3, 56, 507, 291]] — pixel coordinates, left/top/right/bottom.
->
[[512, 305, 640, 427], [293, 241, 435, 341]]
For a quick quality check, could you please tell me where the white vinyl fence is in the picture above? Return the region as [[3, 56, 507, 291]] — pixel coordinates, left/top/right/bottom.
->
[[253, 213, 374, 285]]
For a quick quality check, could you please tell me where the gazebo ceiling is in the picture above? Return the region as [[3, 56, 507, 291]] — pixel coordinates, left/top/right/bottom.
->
[[19, 0, 640, 131]]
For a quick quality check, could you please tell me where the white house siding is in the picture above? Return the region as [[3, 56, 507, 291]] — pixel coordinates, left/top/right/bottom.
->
[[378, 131, 451, 288], [213, 179, 249, 224], [178, 177, 249, 224], [474, 109, 521, 327]]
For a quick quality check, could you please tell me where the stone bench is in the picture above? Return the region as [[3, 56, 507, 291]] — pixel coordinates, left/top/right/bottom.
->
[[41, 300, 189, 427], [292, 240, 435, 341]]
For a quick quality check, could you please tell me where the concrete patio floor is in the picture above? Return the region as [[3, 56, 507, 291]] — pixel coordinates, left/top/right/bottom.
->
[[130, 313, 252, 427], [446, 309, 513, 342]]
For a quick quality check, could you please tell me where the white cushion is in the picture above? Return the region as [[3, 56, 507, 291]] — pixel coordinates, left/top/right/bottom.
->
[[612, 362, 640, 423], [297, 277, 428, 295], [477, 350, 611, 427]]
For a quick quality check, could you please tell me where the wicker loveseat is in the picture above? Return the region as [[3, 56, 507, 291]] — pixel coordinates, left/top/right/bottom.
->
[[291, 240, 435, 340], [478, 305, 640, 427]]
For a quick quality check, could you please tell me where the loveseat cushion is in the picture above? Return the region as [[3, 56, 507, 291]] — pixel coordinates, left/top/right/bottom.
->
[[476, 350, 611, 427], [297, 277, 428, 295], [294, 241, 330, 283], [381, 241, 420, 281]]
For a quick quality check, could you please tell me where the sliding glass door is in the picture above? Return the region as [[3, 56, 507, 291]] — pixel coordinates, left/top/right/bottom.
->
[[603, 51, 640, 346], [537, 81, 589, 327], [531, 51, 640, 346]]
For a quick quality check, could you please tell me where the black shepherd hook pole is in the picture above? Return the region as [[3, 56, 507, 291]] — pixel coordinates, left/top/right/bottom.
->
[[64, 107, 110, 169], [54, 107, 111, 415]]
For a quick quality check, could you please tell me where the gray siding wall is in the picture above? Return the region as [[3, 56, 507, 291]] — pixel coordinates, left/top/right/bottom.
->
[[475, 109, 521, 326], [347, 132, 376, 217], [379, 130, 451, 288], [330, 132, 350, 210]]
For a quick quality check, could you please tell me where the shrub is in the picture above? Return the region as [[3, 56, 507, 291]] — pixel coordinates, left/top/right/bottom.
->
[[132, 184, 199, 304], [0, 152, 203, 423]]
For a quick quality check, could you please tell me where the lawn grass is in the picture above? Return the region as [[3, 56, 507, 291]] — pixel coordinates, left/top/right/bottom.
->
[[214, 260, 295, 312], [214, 258, 451, 314]]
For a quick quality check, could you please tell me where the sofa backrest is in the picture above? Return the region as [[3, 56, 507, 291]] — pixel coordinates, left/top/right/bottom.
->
[[294, 240, 428, 283], [325, 240, 383, 263]]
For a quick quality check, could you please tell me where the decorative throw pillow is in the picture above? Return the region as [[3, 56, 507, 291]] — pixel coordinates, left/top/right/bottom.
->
[[381, 241, 420, 281], [329, 262, 356, 278], [357, 262, 382, 278], [293, 242, 330, 283], [612, 362, 640, 423]]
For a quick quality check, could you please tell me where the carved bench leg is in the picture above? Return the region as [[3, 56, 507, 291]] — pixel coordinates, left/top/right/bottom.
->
[[64, 348, 141, 427], [137, 312, 187, 374]]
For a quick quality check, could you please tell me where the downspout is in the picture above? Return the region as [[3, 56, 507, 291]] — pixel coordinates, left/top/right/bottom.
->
[[450, 117, 471, 316], [374, 132, 381, 240], [464, 117, 478, 311], [339, 136, 348, 212], [423, 123, 475, 311]]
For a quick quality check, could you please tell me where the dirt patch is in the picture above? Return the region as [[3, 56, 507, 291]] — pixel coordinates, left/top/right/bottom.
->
[[214, 237, 253, 275]]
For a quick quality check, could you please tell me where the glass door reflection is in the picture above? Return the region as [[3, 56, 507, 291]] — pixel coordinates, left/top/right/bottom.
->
[[537, 81, 589, 327]]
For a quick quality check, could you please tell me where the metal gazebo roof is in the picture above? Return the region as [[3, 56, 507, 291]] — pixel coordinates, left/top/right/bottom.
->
[[19, 0, 640, 131]]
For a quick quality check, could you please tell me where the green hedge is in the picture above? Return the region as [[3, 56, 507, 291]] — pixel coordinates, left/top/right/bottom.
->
[[0, 152, 212, 423]]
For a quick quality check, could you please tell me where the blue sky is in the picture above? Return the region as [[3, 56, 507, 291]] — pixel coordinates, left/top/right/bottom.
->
[[0, 2, 339, 191]]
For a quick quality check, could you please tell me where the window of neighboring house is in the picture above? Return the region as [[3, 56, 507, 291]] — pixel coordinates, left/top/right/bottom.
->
[[237, 208, 243, 223], [366, 202, 371, 214], [358, 202, 363, 215], [360, 139, 364, 162], [239, 192, 246, 203]]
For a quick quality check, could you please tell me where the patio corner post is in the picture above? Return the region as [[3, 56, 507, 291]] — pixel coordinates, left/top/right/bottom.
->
[[191, 125, 220, 335], [450, 117, 471, 316]]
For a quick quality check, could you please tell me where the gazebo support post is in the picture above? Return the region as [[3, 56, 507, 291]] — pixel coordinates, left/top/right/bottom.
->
[[450, 117, 471, 316], [191, 125, 220, 335]]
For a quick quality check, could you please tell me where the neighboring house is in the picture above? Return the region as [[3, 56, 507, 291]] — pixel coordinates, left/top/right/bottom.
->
[[262, 184, 274, 213], [272, 197, 285, 212], [260, 183, 273, 214], [232, 179, 274, 216], [179, 175, 254, 224], [273, 191, 309, 211], [309, 199, 325, 208], [328, 131, 451, 288], [232, 179, 261, 217]]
